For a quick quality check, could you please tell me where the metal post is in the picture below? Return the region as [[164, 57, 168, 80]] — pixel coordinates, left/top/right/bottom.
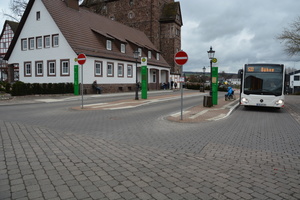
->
[[135, 60, 139, 100], [81, 64, 84, 109], [210, 60, 212, 96]]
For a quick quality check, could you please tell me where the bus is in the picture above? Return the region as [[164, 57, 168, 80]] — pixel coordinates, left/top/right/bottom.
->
[[239, 63, 285, 108]]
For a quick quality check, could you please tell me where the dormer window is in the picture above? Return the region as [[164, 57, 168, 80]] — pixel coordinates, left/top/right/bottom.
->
[[156, 52, 160, 60], [121, 43, 126, 53], [148, 51, 152, 59], [106, 40, 112, 50], [138, 48, 142, 56]]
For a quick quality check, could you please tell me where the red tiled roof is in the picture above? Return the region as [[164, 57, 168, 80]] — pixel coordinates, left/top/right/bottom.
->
[[44, 0, 170, 67], [5, 0, 170, 68]]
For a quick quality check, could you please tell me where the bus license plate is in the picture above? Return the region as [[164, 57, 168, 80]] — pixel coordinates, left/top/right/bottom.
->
[[256, 103, 266, 106]]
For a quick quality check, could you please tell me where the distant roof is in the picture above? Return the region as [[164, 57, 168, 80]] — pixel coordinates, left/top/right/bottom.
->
[[0, 20, 19, 39], [5, 0, 170, 68]]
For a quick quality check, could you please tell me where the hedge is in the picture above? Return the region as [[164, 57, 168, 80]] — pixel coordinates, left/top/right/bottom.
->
[[10, 81, 74, 96]]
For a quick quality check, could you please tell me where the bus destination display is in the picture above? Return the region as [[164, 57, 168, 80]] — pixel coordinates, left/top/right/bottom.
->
[[246, 65, 283, 73]]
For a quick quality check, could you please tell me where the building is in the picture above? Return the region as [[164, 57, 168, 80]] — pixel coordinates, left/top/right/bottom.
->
[[4, 0, 171, 93], [80, 0, 183, 76], [0, 20, 19, 82], [289, 70, 300, 93]]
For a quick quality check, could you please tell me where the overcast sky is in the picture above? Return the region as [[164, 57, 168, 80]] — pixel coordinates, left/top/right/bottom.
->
[[1, 0, 300, 73]]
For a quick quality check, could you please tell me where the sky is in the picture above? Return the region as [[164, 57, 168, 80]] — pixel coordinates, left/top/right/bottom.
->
[[1, 0, 300, 73]]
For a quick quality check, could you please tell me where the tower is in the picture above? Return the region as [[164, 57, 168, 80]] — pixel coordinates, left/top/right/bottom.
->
[[81, 0, 183, 75]]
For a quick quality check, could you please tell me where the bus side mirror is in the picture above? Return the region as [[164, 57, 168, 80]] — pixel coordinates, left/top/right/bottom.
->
[[238, 69, 243, 78]]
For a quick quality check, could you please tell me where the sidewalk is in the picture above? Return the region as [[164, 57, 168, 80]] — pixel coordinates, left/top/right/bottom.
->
[[0, 90, 239, 122]]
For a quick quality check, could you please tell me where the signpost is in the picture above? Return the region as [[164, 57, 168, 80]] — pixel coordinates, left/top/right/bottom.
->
[[141, 57, 148, 99], [175, 51, 188, 120], [77, 53, 86, 109]]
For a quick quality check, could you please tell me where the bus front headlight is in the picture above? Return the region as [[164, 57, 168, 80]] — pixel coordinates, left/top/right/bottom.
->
[[275, 99, 284, 105], [241, 97, 249, 104]]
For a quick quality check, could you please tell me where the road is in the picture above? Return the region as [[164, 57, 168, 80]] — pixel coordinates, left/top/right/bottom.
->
[[0, 92, 300, 200]]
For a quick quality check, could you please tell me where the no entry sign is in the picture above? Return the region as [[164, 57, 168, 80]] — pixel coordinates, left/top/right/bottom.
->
[[77, 53, 86, 65], [174, 51, 188, 65]]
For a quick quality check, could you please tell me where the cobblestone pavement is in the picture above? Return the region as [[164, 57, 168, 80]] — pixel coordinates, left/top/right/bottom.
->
[[0, 93, 300, 200]]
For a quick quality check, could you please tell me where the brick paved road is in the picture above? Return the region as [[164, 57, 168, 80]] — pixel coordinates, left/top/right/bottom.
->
[[0, 94, 300, 199]]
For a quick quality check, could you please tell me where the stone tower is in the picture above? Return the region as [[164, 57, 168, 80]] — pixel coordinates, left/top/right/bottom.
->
[[81, 0, 183, 75]]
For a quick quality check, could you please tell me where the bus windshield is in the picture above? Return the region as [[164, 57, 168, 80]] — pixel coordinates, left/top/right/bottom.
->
[[244, 65, 284, 96]]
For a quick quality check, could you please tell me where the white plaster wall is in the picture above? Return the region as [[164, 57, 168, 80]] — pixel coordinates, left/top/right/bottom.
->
[[7, 0, 170, 85]]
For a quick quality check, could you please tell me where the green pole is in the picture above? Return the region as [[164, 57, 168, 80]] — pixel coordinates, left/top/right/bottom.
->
[[212, 67, 218, 105], [141, 66, 148, 99], [74, 65, 79, 95]]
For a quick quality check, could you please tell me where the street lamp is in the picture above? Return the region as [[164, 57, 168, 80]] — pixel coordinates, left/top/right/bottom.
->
[[207, 46, 215, 96], [133, 50, 139, 100], [202, 66, 206, 86]]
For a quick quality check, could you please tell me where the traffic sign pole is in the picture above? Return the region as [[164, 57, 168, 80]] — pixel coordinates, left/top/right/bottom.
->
[[174, 51, 188, 120], [77, 54, 86, 109]]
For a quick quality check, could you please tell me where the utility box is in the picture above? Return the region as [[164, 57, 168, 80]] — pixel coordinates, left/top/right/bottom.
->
[[203, 96, 212, 107]]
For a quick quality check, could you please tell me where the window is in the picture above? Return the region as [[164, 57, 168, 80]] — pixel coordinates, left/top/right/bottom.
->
[[47, 60, 56, 76], [138, 48, 142, 56], [35, 61, 43, 76], [95, 61, 102, 76], [29, 38, 34, 50], [127, 65, 133, 77], [156, 52, 160, 60], [106, 40, 112, 50], [21, 39, 27, 51], [36, 36, 42, 49], [52, 34, 59, 47], [118, 64, 124, 77], [148, 51, 152, 59], [44, 35, 50, 48], [295, 76, 300, 81], [121, 43, 126, 53], [152, 71, 156, 82], [60, 59, 70, 76], [24, 62, 31, 76], [107, 62, 114, 77], [36, 11, 40, 20], [176, 29, 180, 36]]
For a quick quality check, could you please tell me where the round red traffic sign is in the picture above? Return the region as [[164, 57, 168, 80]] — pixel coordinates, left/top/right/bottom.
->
[[77, 53, 86, 65], [174, 51, 188, 65]]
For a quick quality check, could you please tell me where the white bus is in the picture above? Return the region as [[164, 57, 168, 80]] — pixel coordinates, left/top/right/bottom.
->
[[239, 64, 285, 108]]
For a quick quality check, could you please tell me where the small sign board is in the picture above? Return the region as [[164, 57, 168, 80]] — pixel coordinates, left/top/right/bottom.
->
[[179, 77, 185, 83]]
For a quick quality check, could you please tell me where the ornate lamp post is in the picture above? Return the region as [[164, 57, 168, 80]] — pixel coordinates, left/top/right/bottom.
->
[[133, 50, 139, 100], [207, 46, 215, 96], [202, 66, 206, 86]]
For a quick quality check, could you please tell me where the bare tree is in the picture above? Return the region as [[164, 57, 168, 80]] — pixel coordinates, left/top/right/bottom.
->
[[277, 17, 300, 56]]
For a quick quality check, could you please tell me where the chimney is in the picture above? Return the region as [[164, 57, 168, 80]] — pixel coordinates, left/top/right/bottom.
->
[[65, 0, 79, 11]]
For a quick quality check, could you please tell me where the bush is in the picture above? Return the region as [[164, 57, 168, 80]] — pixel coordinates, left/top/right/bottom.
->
[[10, 81, 74, 96]]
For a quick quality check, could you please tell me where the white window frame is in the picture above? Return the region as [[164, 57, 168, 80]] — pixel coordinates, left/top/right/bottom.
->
[[35, 61, 43, 76], [29, 38, 34, 50], [24, 62, 31, 76], [156, 52, 160, 60], [52, 34, 59, 47], [106, 40, 112, 50], [118, 64, 124, 77], [48, 61, 56, 76], [95, 61, 102, 76], [148, 51, 152, 59], [21, 39, 27, 51], [127, 65, 133, 77], [107, 62, 114, 77], [61, 60, 69, 76], [121, 43, 126, 53], [44, 35, 50, 48], [36, 36, 42, 49], [138, 48, 142, 56]]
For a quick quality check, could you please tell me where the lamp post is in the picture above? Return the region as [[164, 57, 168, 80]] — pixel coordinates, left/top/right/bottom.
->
[[202, 66, 206, 86], [133, 50, 139, 100], [207, 46, 215, 96]]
